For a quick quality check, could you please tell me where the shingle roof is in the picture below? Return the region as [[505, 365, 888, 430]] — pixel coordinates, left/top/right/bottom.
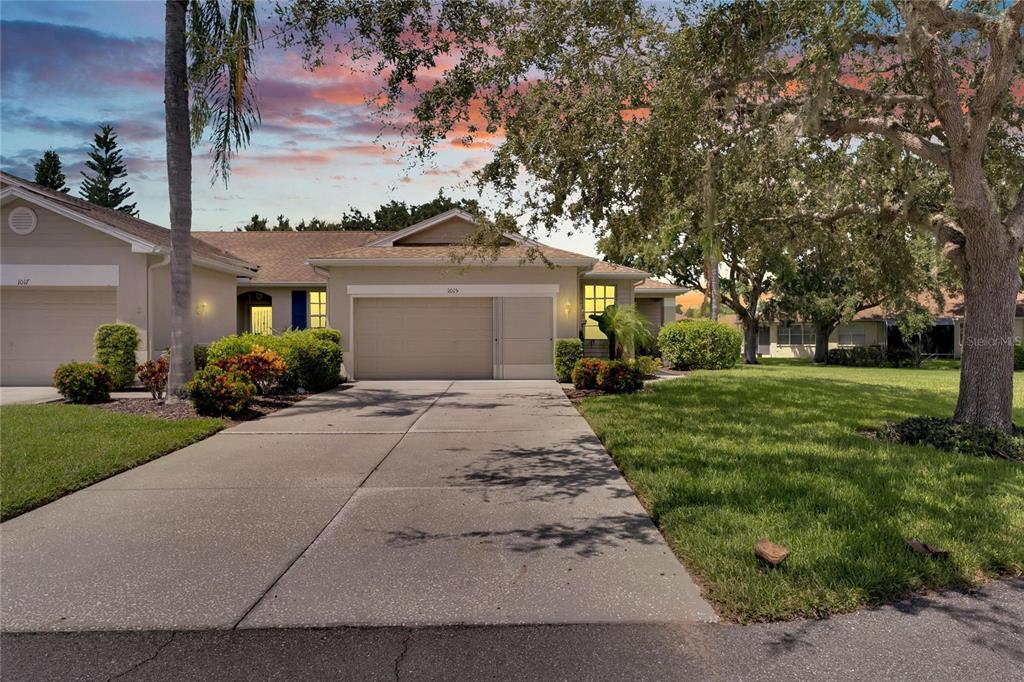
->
[[635, 278, 685, 291], [195, 230, 389, 283], [584, 261, 649, 277], [309, 243, 596, 265], [0, 172, 255, 272]]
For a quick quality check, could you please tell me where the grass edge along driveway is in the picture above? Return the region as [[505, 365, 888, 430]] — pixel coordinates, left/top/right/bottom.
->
[[578, 364, 1024, 623], [1, 404, 223, 520]]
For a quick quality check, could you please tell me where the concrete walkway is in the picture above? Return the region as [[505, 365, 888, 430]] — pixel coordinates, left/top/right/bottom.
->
[[0, 380, 715, 632]]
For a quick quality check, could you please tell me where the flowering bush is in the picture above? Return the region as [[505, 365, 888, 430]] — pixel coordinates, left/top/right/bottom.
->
[[572, 358, 605, 389], [136, 356, 169, 399], [596, 360, 645, 393], [53, 362, 113, 404], [212, 345, 287, 395], [186, 366, 256, 416]]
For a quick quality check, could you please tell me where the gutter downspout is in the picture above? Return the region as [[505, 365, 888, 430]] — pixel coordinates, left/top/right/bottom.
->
[[147, 254, 171, 360]]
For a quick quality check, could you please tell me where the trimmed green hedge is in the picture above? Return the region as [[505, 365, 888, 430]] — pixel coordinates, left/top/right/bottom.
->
[[207, 328, 342, 392], [53, 362, 113, 404], [827, 346, 923, 368], [94, 324, 140, 389], [554, 339, 584, 382], [658, 320, 741, 370]]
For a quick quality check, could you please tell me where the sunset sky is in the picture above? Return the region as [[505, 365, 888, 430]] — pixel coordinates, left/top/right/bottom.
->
[[0, 0, 600, 255]]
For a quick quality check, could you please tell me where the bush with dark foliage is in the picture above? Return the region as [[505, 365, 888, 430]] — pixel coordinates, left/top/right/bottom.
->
[[595, 360, 645, 393], [879, 416, 1023, 462], [827, 345, 922, 368], [53, 362, 113, 404]]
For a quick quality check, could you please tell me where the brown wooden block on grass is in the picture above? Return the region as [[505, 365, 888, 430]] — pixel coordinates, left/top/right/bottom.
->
[[755, 538, 790, 566], [906, 538, 950, 558]]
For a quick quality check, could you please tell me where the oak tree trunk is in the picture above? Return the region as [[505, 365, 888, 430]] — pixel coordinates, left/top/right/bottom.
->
[[814, 321, 837, 364], [708, 257, 720, 322], [742, 317, 759, 365], [953, 230, 1019, 431], [164, 0, 195, 399]]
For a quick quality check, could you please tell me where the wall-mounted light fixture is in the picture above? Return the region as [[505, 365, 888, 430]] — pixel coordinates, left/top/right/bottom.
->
[[563, 300, 572, 318], [195, 301, 209, 316]]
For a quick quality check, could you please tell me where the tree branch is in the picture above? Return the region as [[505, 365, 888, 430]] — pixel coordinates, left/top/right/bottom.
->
[[1007, 188, 1024, 242], [965, 0, 1024, 145], [819, 116, 950, 168], [914, 2, 1003, 33], [835, 84, 935, 115]]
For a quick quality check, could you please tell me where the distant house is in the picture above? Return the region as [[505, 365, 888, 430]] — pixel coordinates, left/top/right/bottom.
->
[[1, 172, 681, 384]]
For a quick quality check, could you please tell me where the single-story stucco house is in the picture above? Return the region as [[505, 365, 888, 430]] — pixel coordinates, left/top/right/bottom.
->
[[1, 172, 683, 384], [1, 172, 257, 385]]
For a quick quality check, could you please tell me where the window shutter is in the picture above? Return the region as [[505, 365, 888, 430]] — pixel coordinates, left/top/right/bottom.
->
[[291, 290, 308, 329]]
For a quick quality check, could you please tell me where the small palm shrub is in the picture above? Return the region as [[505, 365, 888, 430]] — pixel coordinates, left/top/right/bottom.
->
[[136, 357, 169, 399], [588, 304, 654, 360], [212, 345, 287, 395], [658, 320, 741, 370], [53, 362, 113, 404], [555, 339, 584, 382], [186, 366, 256, 416], [94, 324, 140, 389]]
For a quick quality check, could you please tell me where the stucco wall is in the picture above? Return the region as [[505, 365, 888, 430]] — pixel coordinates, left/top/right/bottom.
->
[[1, 198, 149, 355], [149, 264, 238, 352], [766, 321, 887, 358]]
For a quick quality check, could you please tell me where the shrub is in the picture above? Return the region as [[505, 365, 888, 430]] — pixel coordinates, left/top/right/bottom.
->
[[1015, 342, 1024, 371], [283, 330, 343, 391], [658, 320, 742, 370], [186, 366, 256, 416], [194, 344, 210, 371], [827, 346, 922, 368], [94, 324, 140, 389], [53, 362, 113, 404], [207, 329, 341, 392], [572, 358, 605, 389], [554, 339, 584, 382], [136, 357, 169, 399], [630, 355, 661, 377], [879, 416, 1023, 462], [308, 327, 342, 348], [595, 360, 645, 393], [212, 345, 287, 395]]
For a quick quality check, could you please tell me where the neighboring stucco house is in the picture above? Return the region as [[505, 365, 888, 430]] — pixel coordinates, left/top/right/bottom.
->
[[0, 173, 256, 385]]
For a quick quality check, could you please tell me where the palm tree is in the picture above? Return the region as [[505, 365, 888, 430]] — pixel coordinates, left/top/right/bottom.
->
[[164, 0, 261, 398], [589, 304, 654, 360]]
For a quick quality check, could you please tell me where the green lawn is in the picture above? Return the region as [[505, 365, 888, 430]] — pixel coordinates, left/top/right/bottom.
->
[[578, 364, 1024, 622], [1, 405, 223, 520]]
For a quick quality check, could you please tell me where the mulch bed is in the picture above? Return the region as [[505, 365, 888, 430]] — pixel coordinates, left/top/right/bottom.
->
[[90, 394, 308, 424], [563, 387, 614, 405]]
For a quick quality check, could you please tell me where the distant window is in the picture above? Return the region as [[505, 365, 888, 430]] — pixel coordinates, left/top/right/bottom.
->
[[584, 284, 617, 339], [838, 324, 867, 346], [308, 290, 327, 328], [777, 323, 815, 346]]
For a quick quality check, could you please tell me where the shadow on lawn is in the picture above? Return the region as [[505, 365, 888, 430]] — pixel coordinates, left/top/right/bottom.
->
[[578, 370, 1024, 619]]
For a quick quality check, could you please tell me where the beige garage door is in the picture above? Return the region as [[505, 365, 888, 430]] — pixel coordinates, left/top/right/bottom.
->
[[1, 288, 117, 385], [354, 297, 493, 379]]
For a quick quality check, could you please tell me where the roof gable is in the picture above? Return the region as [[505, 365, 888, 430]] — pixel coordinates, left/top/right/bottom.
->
[[367, 208, 534, 248]]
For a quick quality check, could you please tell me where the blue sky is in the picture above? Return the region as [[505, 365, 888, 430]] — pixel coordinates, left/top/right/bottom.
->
[[0, 0, 600, 255]]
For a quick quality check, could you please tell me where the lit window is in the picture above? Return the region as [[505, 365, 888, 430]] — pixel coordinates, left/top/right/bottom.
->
[[838, 324, 866, 346], [308, 290, 327, 328], [584, 284, 617, 339], [777, 323, 815, 345]]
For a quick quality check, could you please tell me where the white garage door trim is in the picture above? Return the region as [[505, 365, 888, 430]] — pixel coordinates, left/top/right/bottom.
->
[[349, 284, 557, 381]]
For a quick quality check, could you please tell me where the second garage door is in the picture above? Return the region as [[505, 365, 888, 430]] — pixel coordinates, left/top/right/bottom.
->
[[1, 288, 117, 385], [354, 297, 493, 379]]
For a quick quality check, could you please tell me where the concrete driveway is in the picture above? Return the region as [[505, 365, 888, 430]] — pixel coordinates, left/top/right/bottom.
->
[[0, 386, 60, 406], [0, 381, 715, 632]]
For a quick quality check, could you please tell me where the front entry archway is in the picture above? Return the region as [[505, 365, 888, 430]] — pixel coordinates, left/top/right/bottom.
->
[[238, 291, 273, 335]]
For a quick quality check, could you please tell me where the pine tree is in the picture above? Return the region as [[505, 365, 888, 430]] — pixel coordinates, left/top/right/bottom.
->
[[33, 150, 69, 193], [80, 124, 137, 215]]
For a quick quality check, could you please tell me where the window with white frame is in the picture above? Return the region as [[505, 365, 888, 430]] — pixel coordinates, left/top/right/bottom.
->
[[308, 290, 327, 328], [838, 324, 867, 346], [584, 284, 617, 339], [777, 323, 815, 345]]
